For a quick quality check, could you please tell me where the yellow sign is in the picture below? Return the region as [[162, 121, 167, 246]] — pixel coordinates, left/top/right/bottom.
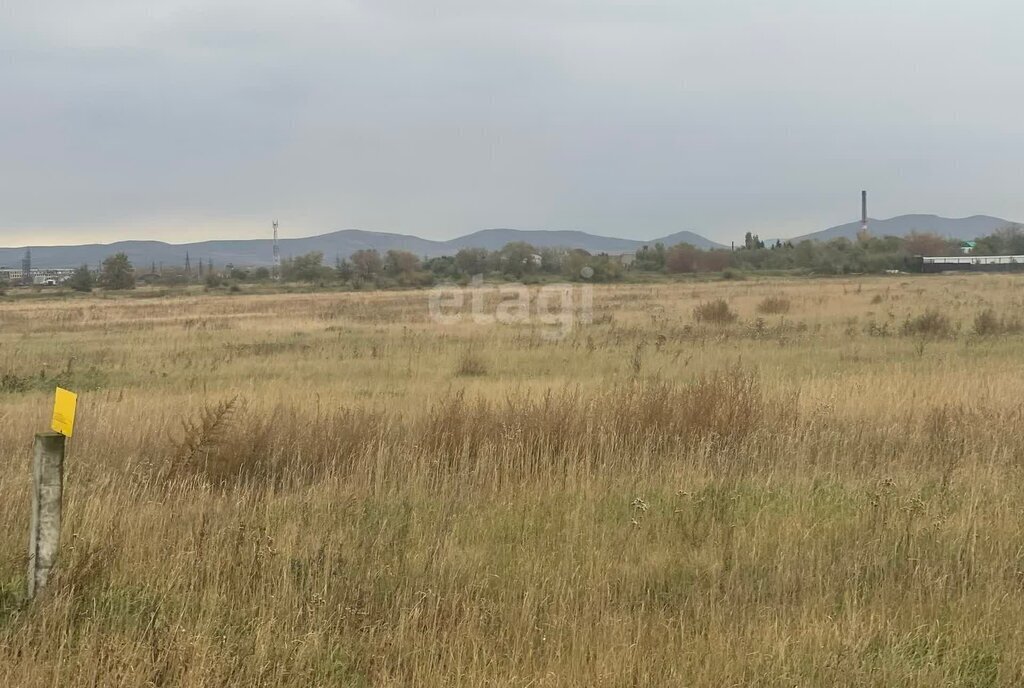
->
[[51, 387, 77, 437]]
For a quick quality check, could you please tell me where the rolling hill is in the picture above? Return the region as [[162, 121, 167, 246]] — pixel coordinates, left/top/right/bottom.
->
[[793, 214, 1017, 243], [0, 228, 726, 269], [6, 215, 1014, 270]]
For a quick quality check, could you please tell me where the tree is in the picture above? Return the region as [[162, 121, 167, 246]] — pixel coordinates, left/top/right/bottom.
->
[[98, 253, 136, 290], [903, 232, 957, 257], [701, 250, 733, 272], [335, 257, 354, 282], [281, 251, 331, 282], [743, 232, 765, 250], [384, 250, 421, 277], [424, 256, 457, 279], [634, 243, 666, 271], [974, 225, 1024, 256], [562, 249, 593, 280], [561, 251, 622, 282], [662, 244, 736, 274], [350, 249, 383, 280], [665, 244, 700, 273], [454, 247, 489, 276], [67, 265, 94, 292], [498, 242, 539, 278], [539, 247, 564, 274]]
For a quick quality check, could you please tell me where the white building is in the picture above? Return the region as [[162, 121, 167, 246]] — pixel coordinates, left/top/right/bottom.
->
[[0, 267, 78, 284]]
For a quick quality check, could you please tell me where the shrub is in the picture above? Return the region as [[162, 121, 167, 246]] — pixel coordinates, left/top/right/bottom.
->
[[455, 349, 488, 377], [973, 308, 1023, 336], [864, 321, 892, 337], [173, 397, 240, 472], [164, 398, 387, 488], [756, 295, 791, 315], [67, 265, 94, 293], [694, 299, 738, 325], [974, 309, 1000, 336], [901, 309, 954, 338], [0, 373, 30, 393]]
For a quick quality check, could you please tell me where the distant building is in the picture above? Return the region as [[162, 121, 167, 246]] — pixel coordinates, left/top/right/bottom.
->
[[960, 241, 977, 254], [918, 254, 1024, 272], [0, 268, 22, 282], [0, 267, 77, 285]]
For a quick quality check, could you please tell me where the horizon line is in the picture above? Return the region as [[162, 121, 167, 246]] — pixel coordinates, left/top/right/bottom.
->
[[0, 212, 1015, 251]]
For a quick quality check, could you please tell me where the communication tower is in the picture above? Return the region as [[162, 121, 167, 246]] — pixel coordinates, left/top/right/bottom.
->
[[272, 220, 281, 279]]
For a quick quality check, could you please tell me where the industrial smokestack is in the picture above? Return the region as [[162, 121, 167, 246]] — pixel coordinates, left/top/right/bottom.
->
[[861, 190, 868, 228]]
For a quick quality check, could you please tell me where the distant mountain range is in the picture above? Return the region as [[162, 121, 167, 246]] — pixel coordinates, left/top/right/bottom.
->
[[0, 228, 725, 269], [2, 215, 1018, 269]]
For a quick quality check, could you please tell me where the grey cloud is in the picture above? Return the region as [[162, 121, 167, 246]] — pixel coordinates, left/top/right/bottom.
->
[[2, 0, 1024, 246]]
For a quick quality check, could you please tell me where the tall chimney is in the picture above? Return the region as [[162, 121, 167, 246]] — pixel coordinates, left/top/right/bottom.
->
[[861, 190, 868, 232]]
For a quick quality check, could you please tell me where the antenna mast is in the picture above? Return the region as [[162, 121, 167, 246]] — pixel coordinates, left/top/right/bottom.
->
[[272, 220, 281, 279]]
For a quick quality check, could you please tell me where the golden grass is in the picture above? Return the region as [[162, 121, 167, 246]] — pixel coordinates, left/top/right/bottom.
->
[[3, 275, 1024, 685]]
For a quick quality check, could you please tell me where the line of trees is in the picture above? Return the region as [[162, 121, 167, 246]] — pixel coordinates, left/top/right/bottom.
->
[[637, 227, 1023, 276], [64, 253, 136, 292], [40, 224, 1024, 295], [290, 243, 626, 287], [56, 243, 626, 294]]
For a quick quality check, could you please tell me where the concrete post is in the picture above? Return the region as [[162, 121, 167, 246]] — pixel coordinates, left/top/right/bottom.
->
[[27, 432, 65, 599]]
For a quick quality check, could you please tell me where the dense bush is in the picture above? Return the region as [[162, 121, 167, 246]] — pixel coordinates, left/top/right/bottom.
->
[[756, 295, 791, 314], [67, 265, 94, 293], [694, 299, 738, 325], [973, 308, 1023, 336], [902, 309, 955, 338]]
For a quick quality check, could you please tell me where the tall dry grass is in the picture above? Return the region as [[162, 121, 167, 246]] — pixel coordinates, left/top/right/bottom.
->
[[2, 276, 1024, 685]]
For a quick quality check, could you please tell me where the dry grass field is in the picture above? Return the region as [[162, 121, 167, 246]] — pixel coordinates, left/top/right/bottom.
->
[[4, 274, 1024, 686]]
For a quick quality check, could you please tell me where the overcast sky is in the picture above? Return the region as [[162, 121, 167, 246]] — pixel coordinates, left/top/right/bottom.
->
[[2, 0, 1022, 246]]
